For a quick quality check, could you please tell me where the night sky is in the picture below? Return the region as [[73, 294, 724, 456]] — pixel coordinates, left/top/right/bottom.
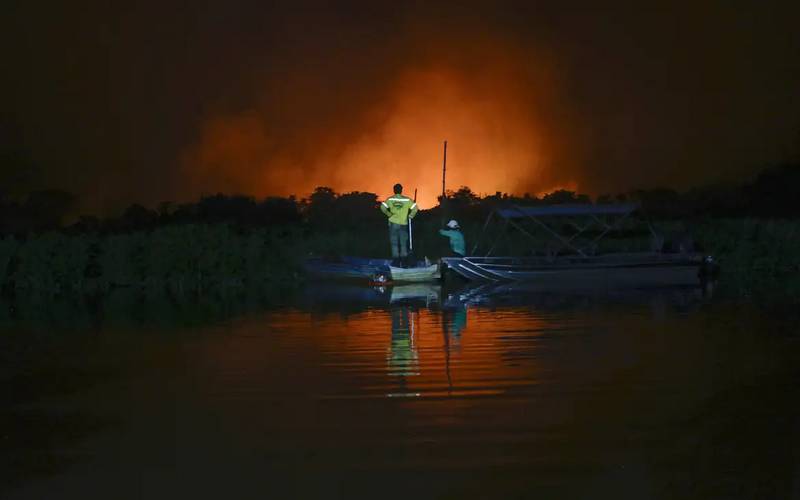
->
[[3, 1, 799, 212]]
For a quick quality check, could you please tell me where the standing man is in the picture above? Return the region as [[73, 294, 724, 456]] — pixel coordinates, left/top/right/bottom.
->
[[380, 183, 418, 265]]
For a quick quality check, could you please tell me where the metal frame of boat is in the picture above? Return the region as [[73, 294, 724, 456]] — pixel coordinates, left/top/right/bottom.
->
[[442, 203, 710, 285]]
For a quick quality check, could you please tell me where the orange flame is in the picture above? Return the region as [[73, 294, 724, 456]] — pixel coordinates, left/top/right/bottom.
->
[[181, 47, 577, 207]]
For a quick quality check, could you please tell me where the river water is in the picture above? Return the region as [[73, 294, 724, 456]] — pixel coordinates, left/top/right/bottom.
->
[[2, 283, 799, 499]]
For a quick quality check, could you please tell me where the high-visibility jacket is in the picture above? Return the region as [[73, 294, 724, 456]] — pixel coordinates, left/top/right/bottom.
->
[[381, 194, 418, 225]]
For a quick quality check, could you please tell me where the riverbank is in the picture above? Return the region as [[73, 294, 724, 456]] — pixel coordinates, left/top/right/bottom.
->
[[693, 218, 800, 297], [0, 217, 798, 299]]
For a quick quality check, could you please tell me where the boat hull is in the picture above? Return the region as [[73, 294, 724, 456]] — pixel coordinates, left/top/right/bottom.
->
[[442, 254, 706, 288]]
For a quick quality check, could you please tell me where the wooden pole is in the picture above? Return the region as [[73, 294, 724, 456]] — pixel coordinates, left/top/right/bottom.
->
[[441, 140, 448, 201]]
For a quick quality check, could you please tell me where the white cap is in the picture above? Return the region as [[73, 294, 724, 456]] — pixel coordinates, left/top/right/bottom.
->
[[446, 219, 459, 228]]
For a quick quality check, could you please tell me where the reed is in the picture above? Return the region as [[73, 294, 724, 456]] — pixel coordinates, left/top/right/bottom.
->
[[1, 225, 306, 296], [0, 218, 798, 298]]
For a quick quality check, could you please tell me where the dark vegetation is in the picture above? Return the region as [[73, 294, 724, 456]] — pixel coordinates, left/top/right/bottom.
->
[[0, 164, 799, 298]]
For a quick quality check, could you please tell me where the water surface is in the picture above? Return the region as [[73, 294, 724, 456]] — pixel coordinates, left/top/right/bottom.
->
[[2, 283, 799, 499]]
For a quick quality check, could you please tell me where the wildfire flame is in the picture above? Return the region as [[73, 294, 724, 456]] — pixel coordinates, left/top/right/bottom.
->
[[181, 45, 577, 207]]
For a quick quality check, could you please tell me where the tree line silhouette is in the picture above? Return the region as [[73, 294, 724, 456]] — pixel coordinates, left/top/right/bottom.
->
[[0, 163, 798, 297], [1, 163, 799, 236]]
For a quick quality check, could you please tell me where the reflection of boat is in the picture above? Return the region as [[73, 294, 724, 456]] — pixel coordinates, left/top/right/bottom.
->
[[388, 284, 440, 304], [442, 203, 713, 286], [300, 283, 388, 310], [301, 283, 441, 310], [305, 256, 440, 283], [444, 281, 711, 312]]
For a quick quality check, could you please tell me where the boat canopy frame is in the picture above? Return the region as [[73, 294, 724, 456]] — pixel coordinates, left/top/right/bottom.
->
[[471, 202, 652, 258]]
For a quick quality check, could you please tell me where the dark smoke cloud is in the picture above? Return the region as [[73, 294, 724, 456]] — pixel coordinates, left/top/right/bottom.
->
[[2, 1, 799, 213]]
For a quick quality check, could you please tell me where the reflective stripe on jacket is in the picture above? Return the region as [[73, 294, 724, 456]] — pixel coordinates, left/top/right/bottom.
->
[[380, 194, 418, 225]]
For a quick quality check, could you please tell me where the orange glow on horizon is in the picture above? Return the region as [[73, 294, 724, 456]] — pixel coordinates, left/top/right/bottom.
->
[[536, 182, 580, 198], [316, 68, 550, 208], [181, 48, 578, 208]]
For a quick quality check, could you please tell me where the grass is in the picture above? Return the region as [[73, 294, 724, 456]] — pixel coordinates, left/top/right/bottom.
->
[[691, 218, 800, 297], [0, 218, 798, 299], [1, 225, 306, 297]]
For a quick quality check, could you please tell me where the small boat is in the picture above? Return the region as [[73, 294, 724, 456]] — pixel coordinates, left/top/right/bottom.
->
[[304, 256, 440, 283], [442, 202, 717, 288]]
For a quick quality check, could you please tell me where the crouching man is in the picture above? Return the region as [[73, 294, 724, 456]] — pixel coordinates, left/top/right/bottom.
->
[[439, 219, 466, 257]]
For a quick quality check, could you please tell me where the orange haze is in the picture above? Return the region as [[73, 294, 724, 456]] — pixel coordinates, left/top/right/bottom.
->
[[181, 47, 580, 208]]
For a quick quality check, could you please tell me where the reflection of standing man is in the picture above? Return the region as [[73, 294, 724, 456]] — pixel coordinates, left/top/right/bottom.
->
[[380, 183, 418, 265], [388, 306, 419, 377]]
